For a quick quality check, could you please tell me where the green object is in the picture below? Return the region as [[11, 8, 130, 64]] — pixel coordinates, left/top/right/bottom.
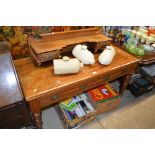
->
[[124, 41, 145, 56], [137, 47, 145, 56], [60, 98, 77, 112]]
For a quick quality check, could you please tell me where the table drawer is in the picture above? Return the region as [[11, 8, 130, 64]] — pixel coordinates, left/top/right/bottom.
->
[[39, 50, 60, 62], [40, 86, 80, 107], [40, 77, 105, 107], [40, 66, 130, 107], [101, 66, 130, 83], [0, 104, 19, 121]]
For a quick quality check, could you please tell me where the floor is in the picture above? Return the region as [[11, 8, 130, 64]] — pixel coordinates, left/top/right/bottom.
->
[[42, 81, 155, 129]]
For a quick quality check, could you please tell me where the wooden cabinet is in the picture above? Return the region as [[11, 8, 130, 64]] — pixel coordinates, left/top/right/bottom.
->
[[0, 42, 33, 129]]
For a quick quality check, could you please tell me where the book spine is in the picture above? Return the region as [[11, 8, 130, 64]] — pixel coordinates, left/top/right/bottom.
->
[[71, 111, 78, 118], [80, 94, 95, 112], [68, 111, 76, 119], [77, 103, 86, 116], [64, 109, 72, 120], [75, 106, 84, 117], [83, 100, 94, 112]]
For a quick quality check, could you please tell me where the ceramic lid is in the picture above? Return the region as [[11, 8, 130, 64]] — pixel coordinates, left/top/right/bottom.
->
[[63, 56, 70, 61]]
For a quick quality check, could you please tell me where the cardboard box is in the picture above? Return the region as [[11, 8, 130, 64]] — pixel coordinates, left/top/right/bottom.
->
[[55, 105, 95, 129], [83, 84, 121, 115]]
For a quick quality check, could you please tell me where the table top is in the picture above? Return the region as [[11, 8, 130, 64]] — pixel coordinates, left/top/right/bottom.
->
[[14, 45, 139, 101], [0, 42, 23, 107]]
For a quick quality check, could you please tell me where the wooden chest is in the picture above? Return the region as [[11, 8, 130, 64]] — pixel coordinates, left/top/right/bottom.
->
[[28, 28, 112, 65], [0, 42, 33, 129]]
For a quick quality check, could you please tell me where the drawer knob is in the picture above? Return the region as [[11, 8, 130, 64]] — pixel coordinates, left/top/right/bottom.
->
[[51, 95, 59, 100]]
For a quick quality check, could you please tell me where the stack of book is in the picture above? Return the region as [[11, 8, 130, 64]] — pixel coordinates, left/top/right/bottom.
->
[[56, 96, 95, 129]]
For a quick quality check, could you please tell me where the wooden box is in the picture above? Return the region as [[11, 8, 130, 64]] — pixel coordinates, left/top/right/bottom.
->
[[28, 28, 112, 65], [55, 104, 95, 129], [84, 84, 121, 115]]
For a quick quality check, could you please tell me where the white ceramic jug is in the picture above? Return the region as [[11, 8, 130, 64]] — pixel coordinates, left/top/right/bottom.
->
[[53, 56, 83, 75], [72, 44, 95, 65], [98, 46, 116, 65]]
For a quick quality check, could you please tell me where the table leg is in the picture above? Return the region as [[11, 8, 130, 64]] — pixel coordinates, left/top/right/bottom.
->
[[29, 99, 42, 129], [119, 63, 139, 95], [119, 74, 132, 96]]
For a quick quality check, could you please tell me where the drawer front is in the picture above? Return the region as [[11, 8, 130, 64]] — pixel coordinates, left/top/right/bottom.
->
[[39, 66, 130, 107], [40, 86, 80, 107], [102, 66, 130, 83], [0, 104, 19, 121], [111, 67, 129, 79], [39, 50, 60, 62], [0, 116, 23, 129], [40, 77, 105, 107]]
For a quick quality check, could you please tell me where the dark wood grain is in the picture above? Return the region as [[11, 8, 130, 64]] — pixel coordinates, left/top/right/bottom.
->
[[0, 41, 33, 128], [0, 42, 23, 107]]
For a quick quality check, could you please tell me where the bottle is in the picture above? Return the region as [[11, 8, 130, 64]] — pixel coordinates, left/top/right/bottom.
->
[[53, 56, 83, 75], [72, 44, 95, 65], [141, 34, 147, 44], [125, 29, 132, 42], [146, 36, 155, 45], [135, 32, 142, 45], [98, 46, 116, 65], [105, 26, 111, 37], [131, 30, 137, 38]]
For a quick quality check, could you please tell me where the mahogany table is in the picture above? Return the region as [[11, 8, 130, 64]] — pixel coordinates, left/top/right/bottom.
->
[[14, 45, 139, 128]]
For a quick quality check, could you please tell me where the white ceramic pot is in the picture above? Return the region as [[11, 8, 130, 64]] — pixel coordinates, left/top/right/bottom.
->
[[72, 44, 95, 65], [53, 56, 83, 75], [98, 46, 116, 65]]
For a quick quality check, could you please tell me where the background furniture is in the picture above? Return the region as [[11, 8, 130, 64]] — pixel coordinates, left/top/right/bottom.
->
[[0, 42, 33, 128], [14, 44, 139, 128]]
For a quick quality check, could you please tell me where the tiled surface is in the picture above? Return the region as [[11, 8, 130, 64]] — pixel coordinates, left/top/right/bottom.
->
[[79, 119, 103, 129], [42, 82, 155, 129], [42, 107, 63, 129]]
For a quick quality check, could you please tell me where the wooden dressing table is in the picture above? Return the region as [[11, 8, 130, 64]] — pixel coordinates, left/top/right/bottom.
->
[[14, 45, 139, 128]]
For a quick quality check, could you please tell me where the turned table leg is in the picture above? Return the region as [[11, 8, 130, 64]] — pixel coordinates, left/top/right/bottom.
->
[[29, 99, 42, 129]]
